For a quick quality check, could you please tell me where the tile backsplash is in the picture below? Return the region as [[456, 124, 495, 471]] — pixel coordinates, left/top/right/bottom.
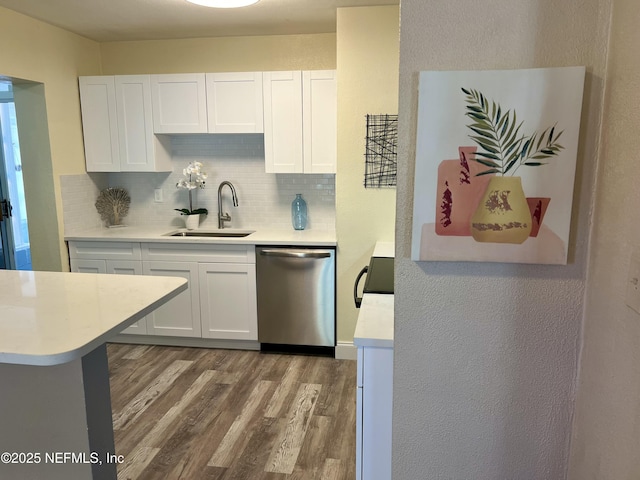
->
[[61, 134, 335, 234]]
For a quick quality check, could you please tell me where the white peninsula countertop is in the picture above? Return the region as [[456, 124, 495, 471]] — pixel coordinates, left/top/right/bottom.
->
[[0, 269, 187, 366], [0, 269, 187, 480], [65, 225, 337, 246]]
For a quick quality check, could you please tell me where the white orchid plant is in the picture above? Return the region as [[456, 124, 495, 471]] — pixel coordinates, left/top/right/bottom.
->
[[175, 161, 208, 216]]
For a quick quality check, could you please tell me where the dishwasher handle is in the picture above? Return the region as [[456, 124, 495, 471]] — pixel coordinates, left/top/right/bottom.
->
[[259, 249, 332, 259]]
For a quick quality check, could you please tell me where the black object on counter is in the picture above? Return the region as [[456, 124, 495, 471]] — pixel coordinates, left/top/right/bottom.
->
[[354, 256, 394, 308]]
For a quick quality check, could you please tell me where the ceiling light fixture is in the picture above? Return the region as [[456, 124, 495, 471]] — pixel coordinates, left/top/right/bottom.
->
[[185, 0, 259, 7]]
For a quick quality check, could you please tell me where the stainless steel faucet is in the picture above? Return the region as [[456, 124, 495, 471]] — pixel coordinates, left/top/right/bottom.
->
[[217, 181, 238, 229]]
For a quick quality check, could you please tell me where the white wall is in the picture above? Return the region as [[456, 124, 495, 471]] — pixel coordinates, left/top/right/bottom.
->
[[394, 1, 611, 478], [568, 0, 640, 477]]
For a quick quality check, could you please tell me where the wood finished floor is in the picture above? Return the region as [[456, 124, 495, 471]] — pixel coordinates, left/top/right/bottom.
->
[[107, 343, 357, 480]]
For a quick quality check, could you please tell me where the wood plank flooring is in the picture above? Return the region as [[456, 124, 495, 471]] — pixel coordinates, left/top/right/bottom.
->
[[107, 344, 357, 480]]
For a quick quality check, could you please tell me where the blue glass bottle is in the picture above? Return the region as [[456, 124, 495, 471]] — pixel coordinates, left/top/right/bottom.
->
[[291, 193, 307, 230]]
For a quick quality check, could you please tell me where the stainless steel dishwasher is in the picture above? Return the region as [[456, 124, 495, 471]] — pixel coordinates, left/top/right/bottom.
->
[[256, 246, 335, 351]]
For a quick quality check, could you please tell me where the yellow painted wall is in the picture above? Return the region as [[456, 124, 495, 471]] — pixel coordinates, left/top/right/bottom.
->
[[100, 34, 336, 73], [0, 7, 101, 270], [336, 6, 399, 342]]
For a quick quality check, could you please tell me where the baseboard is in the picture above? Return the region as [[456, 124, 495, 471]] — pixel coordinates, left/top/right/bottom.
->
[[111, 334, 357, 360], [110, 334, 260, 351], [335, 341, 357, 360]]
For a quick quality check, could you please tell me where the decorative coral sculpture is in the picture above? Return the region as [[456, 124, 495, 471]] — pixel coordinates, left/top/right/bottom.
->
[[95, 187, 131, 227]]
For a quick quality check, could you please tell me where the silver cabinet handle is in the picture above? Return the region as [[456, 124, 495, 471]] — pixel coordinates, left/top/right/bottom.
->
[[259, 249, 331, 259]]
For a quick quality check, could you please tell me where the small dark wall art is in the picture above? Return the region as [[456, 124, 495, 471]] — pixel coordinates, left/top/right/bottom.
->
[[411, 67, 585, 264], [364, 114, 398, 188]]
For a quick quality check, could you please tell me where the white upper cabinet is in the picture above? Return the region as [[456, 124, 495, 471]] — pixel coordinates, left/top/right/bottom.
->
[[263, 71, 304, 173], [79, 76, 120, 172], [151, 73, 208, 134], [303, 70, 337, 174], [206, 72, 264, 133], [79, 75, 171, 172], [115, 75, 171, 172], [263, 70, 336, 174], [151, 72, 263, 134]]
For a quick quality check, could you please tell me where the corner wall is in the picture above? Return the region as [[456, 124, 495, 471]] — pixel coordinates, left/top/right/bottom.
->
[[394, 1, 611, 478], [568, 0, 640, 477], [336, 6, 399, 343], [0, 7, 101, 271]]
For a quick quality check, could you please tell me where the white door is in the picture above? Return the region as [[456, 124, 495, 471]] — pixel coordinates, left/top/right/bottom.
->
[[151, 74, 207, 134], [107, 260, 147, 335], [78, 76, 120, 172], [263, 71, 303, 173], [206, 72, 264, 133], [143, 261, 201, 337], [303, 70, 337, 173], [199, 262, 257, 340]]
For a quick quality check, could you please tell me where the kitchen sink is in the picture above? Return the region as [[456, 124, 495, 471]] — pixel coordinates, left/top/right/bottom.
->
[[165, 230, 255, 238]]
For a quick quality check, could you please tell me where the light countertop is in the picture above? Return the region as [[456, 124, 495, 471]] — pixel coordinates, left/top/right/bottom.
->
[[353, 241, 394, 348], [354, 293, 394, 348], [372, 241, 395, 258], [65, 226, 336, 246], [0, 270, 187, 366]]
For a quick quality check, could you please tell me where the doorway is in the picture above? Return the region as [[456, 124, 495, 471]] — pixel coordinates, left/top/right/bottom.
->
[[0, 81, 31, 270]]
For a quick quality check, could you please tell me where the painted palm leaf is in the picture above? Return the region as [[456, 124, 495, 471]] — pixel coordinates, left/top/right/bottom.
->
[[461, 88, 565, 176]]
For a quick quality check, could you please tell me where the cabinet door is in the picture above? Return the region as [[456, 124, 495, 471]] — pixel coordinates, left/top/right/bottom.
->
[[151, 74, 207, 133], [263, 71, 303, 173], [199, 263, 257, 340], [359, 346, 394, 480], [70, 258, 107, 274], [143, 261, 201, 337], [106, 260, 147, 335], [78, 76, 120, 172], [303, 70, 337, 174], [115, 75, 171, 172], [206, 72, 264, 133]]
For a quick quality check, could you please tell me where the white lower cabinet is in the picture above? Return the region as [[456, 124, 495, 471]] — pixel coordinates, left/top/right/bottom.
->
[[357, 345, 393, 480], [70, 258, 107, 274], [70, 258, 147, 334], [69, 243, 148, 335], [199, 263, 257, 340], [143, 261, 201, 337], [107, 260, 147, 335], [68, 241, 257, 343]]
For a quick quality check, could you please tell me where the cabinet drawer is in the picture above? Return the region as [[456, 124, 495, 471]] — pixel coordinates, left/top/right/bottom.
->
[[141, 243, 255, 264], [68, 241, 142, 261]]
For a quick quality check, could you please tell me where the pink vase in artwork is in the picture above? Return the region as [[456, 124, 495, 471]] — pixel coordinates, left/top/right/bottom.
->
[[526, 197, 551, 237], [435, 146, 493, 236]]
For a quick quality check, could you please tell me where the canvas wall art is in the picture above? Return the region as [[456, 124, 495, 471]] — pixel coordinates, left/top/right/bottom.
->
[[411, 67, 585, 264]]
